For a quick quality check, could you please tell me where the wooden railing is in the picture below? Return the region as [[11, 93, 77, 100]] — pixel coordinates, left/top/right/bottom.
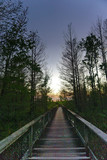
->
[[0, 107, 57, 160], [63, 107, 107, 160]]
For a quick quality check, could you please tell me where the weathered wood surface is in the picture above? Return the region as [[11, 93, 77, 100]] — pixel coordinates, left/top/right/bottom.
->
[[27, 107, 90, 160], [67, 109, 107, 144], [0, 115, 43, 154]]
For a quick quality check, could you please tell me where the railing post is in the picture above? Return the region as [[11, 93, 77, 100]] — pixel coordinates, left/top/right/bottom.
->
[[42, 116, 45, 129], [29, 125, 33, 157], [66, 110, 69, 120], [73, 117, 76, 128], [48, 111, 51, 122], [67, 111, 70, 122], [84, 125, 88, 146]]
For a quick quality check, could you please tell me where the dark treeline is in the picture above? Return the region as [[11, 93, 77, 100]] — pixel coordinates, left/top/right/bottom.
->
[[59, 21, 107, 131], [0, 0, 52, 139]]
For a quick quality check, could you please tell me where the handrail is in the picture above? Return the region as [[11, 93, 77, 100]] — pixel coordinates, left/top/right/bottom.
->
[[65, 108, 107, 144], [0, 115, 43, 154], [63, 107, 107, 160], [0, 107, 57, 156]]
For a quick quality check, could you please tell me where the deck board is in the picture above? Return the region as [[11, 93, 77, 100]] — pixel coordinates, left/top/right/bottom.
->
[[27, 107, 90, 160]]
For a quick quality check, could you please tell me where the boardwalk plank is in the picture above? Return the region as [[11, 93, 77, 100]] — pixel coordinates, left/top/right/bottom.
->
[[27, 107, 90, 160]]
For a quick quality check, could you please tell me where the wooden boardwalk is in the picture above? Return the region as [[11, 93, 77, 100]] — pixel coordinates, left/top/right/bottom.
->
[[27, 107, 90, 160]]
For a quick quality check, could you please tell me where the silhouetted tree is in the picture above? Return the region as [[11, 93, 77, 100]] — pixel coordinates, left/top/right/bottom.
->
[[60, 24, 81, 111], [93, 18, 107, 80], [28, 31, 45, 116], [40, 73, 51, 111], [0, 0, 28, 96], [81, 33, 101, 109], [81, 34, 100, 90]]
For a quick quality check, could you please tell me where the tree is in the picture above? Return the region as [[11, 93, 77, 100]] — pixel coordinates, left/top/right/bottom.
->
[[60, 24, 81, 111], [40, 72, 51, 111], [93, 18, 107, 80], [0, 0, 30, 134], [0, 0, 28, 96], [0, 0, 52, 139], [81, 33, 100, 90], [81, 33, 101, 109], [28, 31, 45, 116]]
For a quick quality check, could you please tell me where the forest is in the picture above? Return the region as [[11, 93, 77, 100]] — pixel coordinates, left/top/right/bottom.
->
[[0, 0, 54, 140], [0, 0, 107, 140], [59, 23, 107, 132]]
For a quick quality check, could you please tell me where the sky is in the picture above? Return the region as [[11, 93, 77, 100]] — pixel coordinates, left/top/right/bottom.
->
[[21, 0, 107, 94]]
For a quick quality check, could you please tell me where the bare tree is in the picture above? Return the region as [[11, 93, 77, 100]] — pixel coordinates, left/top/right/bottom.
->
[[28, 31, 45, 116], [60, 24, 81, 111]]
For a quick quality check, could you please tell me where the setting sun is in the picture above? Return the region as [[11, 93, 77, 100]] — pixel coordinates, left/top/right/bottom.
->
[[50, 73, 61, 95]]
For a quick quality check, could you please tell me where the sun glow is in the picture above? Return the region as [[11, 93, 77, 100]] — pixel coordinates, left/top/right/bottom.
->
[[50, 73, 61, 95]]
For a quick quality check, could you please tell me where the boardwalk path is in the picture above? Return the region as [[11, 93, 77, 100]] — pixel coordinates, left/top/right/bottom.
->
[[27, 107, 90, 160]]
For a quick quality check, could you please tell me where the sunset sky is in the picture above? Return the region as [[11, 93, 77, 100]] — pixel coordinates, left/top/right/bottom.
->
[[21, 0, 107, 94]]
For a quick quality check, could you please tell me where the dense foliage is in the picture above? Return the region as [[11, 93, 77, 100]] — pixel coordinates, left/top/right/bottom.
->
[[0, 0, 51, 140]]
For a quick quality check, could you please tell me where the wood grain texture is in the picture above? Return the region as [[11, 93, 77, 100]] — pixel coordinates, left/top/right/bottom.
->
[[27, 107, 90, 160]]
